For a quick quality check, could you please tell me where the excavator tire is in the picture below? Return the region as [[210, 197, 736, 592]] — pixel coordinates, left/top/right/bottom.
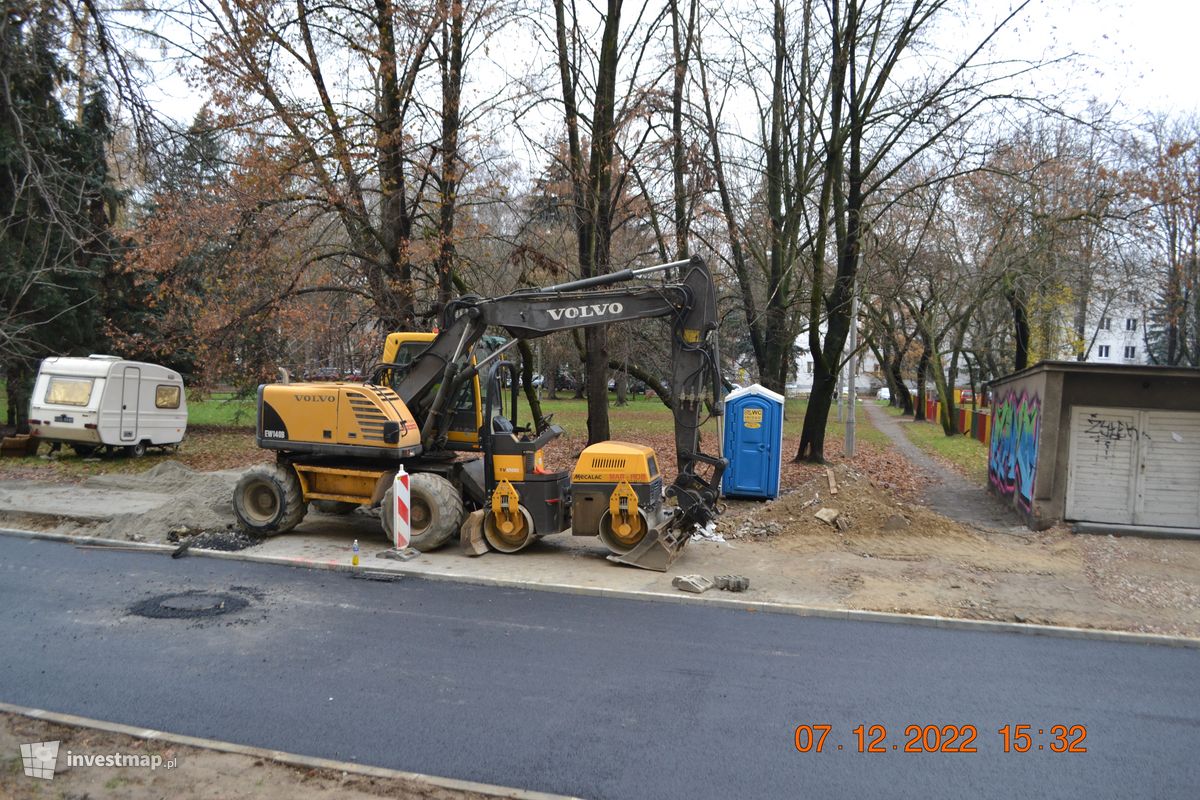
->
[[381, 472, 463, 551], [233, 464, 308, 535]]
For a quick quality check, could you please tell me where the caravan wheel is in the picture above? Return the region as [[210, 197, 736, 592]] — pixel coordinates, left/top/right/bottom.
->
[[128, 442, 147, 458]]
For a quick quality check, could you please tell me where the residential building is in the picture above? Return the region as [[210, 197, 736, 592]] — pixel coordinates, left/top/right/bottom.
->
[[1074, 299, 1151, 365]]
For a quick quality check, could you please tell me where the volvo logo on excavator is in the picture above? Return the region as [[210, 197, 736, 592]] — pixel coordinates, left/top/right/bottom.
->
[[546, 302, 624, 321], [294, 394, 336, 402]]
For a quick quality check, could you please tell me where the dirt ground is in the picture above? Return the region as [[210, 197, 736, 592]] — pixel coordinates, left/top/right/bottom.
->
[[0, 712, 491, 800], [715, 464, 1200, 636]]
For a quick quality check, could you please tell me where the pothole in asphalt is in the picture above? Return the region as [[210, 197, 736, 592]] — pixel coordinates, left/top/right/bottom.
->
[[129, 590, 250, 619]]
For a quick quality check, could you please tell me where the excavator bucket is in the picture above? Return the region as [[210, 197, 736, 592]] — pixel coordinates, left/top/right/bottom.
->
[[459, 509, 488, 556], [606, 524, 688, 572]]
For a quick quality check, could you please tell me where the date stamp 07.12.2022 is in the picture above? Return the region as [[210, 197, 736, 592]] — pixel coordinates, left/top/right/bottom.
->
[[793, 724, 1088, 754]]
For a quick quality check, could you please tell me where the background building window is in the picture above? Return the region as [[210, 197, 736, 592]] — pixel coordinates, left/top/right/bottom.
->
[[1125, 318, 1137, 331], [1099, 317, 1111, 331], [1124, 346, 1136, 359], [1098, 345, 1110, 358]]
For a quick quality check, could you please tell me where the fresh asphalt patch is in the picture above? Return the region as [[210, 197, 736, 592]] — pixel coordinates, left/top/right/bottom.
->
[[128, 590, 251, 620], [124, 583, 269, 627]]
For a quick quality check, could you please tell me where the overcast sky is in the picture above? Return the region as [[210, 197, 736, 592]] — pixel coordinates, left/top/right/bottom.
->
[[984, 0, 1200, 118], [141, 0, 1198, 126]]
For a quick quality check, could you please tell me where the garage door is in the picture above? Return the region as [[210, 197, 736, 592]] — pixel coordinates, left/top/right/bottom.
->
[[1066, 406, 1200, 528]]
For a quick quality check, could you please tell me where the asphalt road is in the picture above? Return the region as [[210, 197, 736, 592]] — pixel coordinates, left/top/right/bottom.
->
[[1, 536, 1197, 799]]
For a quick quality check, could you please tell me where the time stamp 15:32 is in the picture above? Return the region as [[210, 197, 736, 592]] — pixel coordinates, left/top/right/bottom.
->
[[793, 724, 1088, 754]]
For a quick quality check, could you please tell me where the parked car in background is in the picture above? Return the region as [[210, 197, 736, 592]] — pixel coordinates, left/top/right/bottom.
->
[[877, 387, 891, 401]]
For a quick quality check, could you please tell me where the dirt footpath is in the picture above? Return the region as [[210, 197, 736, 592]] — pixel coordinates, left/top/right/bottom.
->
[[0, 712, 493, 800], [1, 454, 1198, 639]]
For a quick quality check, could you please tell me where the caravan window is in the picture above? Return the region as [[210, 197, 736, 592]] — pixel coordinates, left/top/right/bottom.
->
[[45, 377, 94, 406], [155, 384, 181, 409]]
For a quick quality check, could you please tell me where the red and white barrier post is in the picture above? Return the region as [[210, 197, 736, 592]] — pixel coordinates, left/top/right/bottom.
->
[[392, 467, 411, 549]]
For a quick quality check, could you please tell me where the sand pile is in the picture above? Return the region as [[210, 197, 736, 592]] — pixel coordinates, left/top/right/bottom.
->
[[65, 461, 243, 541]]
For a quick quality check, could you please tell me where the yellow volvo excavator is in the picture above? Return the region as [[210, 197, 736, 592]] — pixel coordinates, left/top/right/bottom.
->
[[231, 256, 726, 571]]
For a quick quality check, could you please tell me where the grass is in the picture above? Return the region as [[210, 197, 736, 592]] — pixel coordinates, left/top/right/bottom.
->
[[881, 402, 989, 483], [514, 393, 879, 445], [7, 374, 879, 445], [187, 391, 257, 426], [0, 383, 257, 429]]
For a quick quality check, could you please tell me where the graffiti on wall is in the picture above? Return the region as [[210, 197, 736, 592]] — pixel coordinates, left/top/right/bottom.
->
[[989, 390, 1041, 509], [1082, 412, 1145, 457]]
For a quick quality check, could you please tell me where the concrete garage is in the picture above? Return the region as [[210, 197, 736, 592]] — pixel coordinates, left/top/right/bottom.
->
[[987, 362, 1200, 534]]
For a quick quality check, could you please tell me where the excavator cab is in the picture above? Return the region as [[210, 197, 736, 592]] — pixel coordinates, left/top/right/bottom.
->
[[378, 332, 483, 450]]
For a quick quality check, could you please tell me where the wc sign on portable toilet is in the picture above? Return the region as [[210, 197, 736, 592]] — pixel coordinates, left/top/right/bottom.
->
[[722, 384, 784, 499]]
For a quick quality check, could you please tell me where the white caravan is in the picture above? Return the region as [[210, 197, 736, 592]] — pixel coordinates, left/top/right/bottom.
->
[[29, 355, 188, 456]]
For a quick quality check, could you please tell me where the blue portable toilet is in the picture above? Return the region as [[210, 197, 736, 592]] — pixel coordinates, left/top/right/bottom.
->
[[722, 383, 784, 499]]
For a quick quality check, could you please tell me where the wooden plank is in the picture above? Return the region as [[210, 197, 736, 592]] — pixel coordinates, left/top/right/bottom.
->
[[826, 468, 838, 496]]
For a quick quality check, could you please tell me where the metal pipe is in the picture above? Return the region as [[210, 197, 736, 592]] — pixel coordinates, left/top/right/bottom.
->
[[631, 258, 692, 277], [472, 338, 520, 374], [534, 258, 693, 294]]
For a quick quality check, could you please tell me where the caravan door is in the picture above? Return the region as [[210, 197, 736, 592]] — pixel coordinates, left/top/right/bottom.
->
[[120, 366, 140, 441]]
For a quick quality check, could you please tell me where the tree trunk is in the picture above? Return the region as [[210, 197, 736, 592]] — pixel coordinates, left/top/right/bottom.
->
[[434, 0, 464, 316], [517, 340, 545, 431], [553, 0, 622, 444], [5, 362, 33, 433], [1007, 287, 1030, 371], [373, 0, 416, 329], [914, 342, 929, 422], [546, 355, 560, 400], [584, 328, 610, 440], [893, 361, 913, 415], [796, 368, 836, 463], [929, 344, 957, 436], [669, 0, 695, 262]]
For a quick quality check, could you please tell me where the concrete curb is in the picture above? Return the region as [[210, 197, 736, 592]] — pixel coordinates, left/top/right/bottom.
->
[[0, 701, 582, 800], [3, 526, 1197, 649]]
